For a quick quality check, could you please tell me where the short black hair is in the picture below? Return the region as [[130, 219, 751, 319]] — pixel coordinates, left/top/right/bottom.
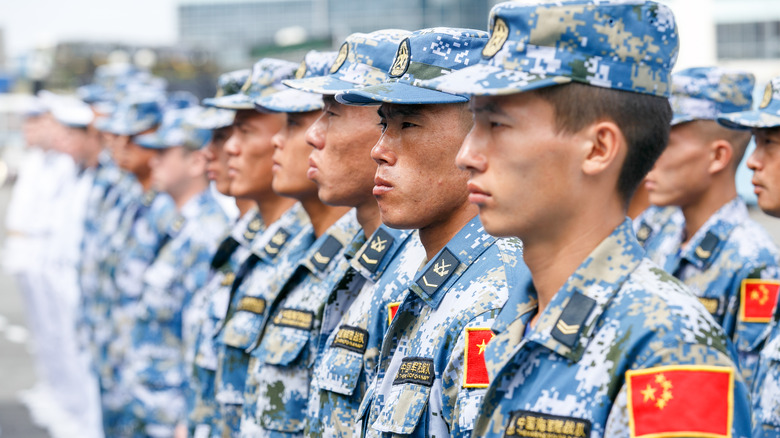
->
[[532, 83, 672, 205]]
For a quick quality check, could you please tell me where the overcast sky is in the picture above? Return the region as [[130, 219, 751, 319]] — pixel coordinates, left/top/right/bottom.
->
[[1, 0, 178, 58]]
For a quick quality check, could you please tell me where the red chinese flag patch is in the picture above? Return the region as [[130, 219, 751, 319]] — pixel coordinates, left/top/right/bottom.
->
[[740, 279, 780, 323], [387, 302, 401, 326], [464, 327, 494, 388], [627, 365, 733, 438]]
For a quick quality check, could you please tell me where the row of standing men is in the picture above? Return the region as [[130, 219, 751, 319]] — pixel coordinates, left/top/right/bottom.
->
[[6, 1, 780, 437]]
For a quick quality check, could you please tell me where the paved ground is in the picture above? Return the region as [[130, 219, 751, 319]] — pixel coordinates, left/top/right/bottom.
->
[[1, 182, 780, 437]]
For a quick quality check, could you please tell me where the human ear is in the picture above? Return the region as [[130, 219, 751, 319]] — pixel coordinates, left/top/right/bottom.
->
[[581, 120, 624, 177]]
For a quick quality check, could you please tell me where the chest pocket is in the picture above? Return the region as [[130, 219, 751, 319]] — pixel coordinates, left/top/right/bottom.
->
[[253, 323, 311, 366], [220, 297, 268, 350], [372, 381, 431, 434], [313, 345, 364, 396], [755, 338, 780, 427]]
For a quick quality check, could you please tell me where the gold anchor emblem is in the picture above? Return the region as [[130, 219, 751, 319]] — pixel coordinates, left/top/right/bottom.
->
[[389, 39, 410, 77], [482, 17, 509, 58], [433, 259, 452, 277], [370, 236, 387, 253], [330, 42, 348, 74]]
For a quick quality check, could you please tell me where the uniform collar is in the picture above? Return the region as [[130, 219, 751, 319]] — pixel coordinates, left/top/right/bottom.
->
[[678, 198, 746, 270], [409, 216, 495, 310], [299, 209, 361, 280], [351, 226, 416, 282], [519, 218, 645, 363], [252, 203, 310, 263], [233, 208, 264, 246]]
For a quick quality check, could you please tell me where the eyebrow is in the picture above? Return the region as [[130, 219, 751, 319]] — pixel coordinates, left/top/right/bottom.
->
[[470, 100, 506, 117], [377, 104, 423, 120]]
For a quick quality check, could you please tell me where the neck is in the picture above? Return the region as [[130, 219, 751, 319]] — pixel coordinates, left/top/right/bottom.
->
[[256, 195, 296, 226], [235, 198, 257, 217], [300, 195, 351, 238], [680, 179, 737, 246], [522, 201, 624, 323], [173, 180, 209, 210], [137, 174, 153, 192], [355, 199, 381, 239], [419, 202, 479, 261]]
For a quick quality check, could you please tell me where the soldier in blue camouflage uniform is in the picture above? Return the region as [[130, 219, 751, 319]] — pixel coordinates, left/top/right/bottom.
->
[[337, 28, 527, 438], [121, 107, 229, 437], [88, 92, 169, 435], [187, 69, 264, 436], [642, 67, 780, 385], [719, 76, 780, 437], [424, 1, 752, 436], [283, 30, 430, 438], [632, 205, 683, 253]]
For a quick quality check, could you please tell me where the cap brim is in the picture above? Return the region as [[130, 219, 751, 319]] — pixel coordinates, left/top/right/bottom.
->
[[202, 93, 255, 110], [284, 76, 364, 95], [671, 113, 697, 126], [336, 82, 468, 106], [188, 107, 236, 130], [134, 133, 169, 149], [717, 111, 780, 130], [420, 64, 573, 97], [254, 89, 324, 113]]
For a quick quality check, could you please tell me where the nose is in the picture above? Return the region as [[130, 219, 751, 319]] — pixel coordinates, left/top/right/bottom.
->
[[224, 131, 239, 156], [306, 112, 327, 150], [456, 125, 487, 174]]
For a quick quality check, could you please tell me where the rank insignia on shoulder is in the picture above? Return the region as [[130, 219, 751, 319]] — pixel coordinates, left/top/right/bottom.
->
[[310, 235, 343, 272], [626, 365, 733, 438], [393, 357, 434, 387], [171, 217, 185, 234], [221, 271, 236, 287], [331, 325, 369, 354], [263, 228, 291, 258], [551, 292, 596, 348], [505, 410, 591, 438], [237, 297, 266, 315], [635, 223, 652, 244], [416, 248, 459, 296], [359, 228, 394, 272], [273, 308, 314, 330], [244, 217, 263, 241], [697, 297, 720, 315], [464, 327, 493, 388], [740, 279, 780, 323], [210, 236, 240, 269], [693, 231, 719, 261], [387, 302, 401, 326], [142, 190, 156, 207]]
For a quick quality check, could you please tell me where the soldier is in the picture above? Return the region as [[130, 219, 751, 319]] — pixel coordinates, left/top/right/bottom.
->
[[718, 75, 780, 437], [336, 28, 526, 438], [283, 30, 430, 438], [642, 67, 779, 385], [189, 62, 299, 436], [230, 51, 364, 438], [123, 107, 229, 437], [187, 68, 262, 436], [424, 1, 752, 436]]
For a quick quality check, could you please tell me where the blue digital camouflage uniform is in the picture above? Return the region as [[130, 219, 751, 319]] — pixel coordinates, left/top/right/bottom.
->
[[240, 210, 361, 437], [356, 217, 523, 438], [213, 204, 313, 437], [716, 75, 780, 438], [124, 189, 228, 436], [305, 226, 424, 438], [467, 220, 751, 438], [632, 205, 684, 250], [189, 208, 264, 436], [419, 1, 752, 436], [643, 198, 779, 385]]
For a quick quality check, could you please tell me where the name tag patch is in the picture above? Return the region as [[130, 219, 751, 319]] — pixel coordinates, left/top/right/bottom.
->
[[393, 357, 434, 387], [331, 325, 369, 354], [504, 410, 591, 438], [273, 308, 314, 330], [237, 297, 266, 314]]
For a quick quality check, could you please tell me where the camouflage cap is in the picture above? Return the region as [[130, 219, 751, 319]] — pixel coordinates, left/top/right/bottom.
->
[[51, 96, 95, 128], [190, 69, 249, 130], [421, 0, 679, 98], [283, 29, 411, 95], [203, 58, 297, 110], [254, 50, 338, 113], [134, 107, 212, 150], [670, 67, 755, 126], [337, 27, 489, 105], [98, 92, 165, 136], [719, 76, 780, 129]]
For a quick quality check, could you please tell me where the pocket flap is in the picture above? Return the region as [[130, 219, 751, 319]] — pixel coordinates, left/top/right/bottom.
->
[[372, 382, 431, 434], [220, 297, 268, 350], [313, 346, 364, 396], [254, 323, 310, 366]]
